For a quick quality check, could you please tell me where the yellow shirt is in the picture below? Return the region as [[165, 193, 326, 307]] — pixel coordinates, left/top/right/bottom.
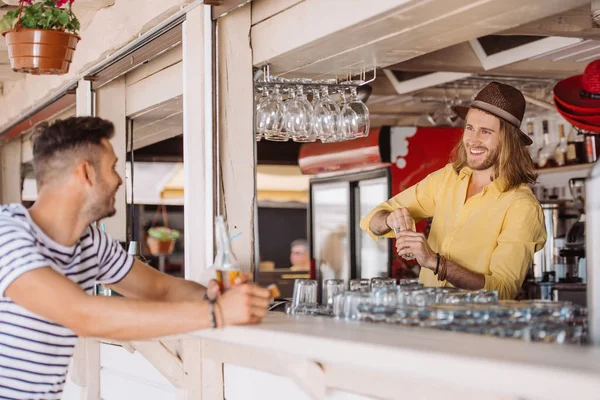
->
[[360, 164, 546, 300]]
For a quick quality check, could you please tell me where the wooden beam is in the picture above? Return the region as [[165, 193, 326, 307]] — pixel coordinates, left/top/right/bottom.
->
[[251, 0, 304, 25], [70, 338, 100, 400], [130, 341, 185, 389], [126, 62, 183, 118], [499, 6, 597, 37], [182, 4, 214, 283], [251, 0, 590, 77], [0, 137, 20, 204], [179, 339, 204, 400], [96, 77, 127, 242], [217, 3, 255, 273]]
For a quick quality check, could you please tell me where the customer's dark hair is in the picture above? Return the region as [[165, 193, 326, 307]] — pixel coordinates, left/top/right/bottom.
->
[[32, 117, 115, 186]]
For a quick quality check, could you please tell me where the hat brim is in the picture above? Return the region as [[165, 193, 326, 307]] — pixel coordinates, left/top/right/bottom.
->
[[554, 97, 600, 125], [554, 93, 599, 116], [554, 75, 600, 113], [451, 105, 533, 146], [555, 103, 600, 133]]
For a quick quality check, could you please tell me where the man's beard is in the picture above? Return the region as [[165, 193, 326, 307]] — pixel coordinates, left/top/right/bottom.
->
[[86, 180, 118, 222], [465, 145, 499, 171]]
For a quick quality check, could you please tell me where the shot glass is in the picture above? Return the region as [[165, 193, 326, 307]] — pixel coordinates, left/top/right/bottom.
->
[[323, 279, 346, 308]]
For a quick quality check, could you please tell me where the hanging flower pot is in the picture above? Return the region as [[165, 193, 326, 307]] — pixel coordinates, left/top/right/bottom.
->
[[1, 1, 81, 75], [146, 206, 181, 256]]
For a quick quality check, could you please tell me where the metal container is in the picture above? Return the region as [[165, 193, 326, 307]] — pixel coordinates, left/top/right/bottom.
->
[[587, 160, 600, 345], [536, 201, 580, 280]]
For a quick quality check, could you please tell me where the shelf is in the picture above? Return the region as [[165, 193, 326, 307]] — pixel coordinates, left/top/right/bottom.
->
[[535, 163, 593, 176]]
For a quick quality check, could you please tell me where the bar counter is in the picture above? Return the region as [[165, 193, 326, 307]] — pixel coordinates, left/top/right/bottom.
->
[[184, 312, 600, 400]]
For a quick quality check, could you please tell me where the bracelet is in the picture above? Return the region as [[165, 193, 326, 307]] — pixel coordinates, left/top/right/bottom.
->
[[208, 298, 217, 329], [441, 257, 448, 281], [434, 253, 440, 275], [437, 255, 446, 281]]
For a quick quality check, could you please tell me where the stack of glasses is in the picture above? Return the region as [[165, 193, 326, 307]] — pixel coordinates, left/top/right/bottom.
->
[[287, 278, 587, 345]]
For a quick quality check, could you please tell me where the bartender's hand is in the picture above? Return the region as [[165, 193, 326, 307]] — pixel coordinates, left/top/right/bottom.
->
[[215, 283, 271, 326], [386, 208, 415, 233], [395, 231, 436, 270]]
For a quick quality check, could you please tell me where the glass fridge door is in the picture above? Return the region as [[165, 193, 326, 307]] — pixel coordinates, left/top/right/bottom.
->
[[357, 177, 390, 279], [311, 182, 351, 287]]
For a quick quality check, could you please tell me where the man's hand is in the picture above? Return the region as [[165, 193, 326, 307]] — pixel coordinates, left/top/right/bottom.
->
[[206, 272, 253, 300], [386, 208, 415, 233], [216, 283, 271, 326], [395, 230, 436, 270]]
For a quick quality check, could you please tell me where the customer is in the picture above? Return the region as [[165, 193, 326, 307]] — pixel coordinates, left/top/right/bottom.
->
[[360, 82, 547, 300], [289, 238, 310, 271], [0, 117, 270, 399]]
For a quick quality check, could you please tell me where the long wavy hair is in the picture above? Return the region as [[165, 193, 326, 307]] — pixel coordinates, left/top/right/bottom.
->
[[451, 118, 537, 191]]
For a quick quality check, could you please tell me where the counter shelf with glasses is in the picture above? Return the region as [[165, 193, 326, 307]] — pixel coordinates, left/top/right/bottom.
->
[[286, 278, 588, 345]]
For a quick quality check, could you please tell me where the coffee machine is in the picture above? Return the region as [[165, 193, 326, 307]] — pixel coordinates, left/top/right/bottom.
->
[[553, 178, 587, 306], [526, 178, 586, 302]]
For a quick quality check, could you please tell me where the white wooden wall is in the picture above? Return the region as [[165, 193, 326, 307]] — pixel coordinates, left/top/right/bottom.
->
[[0, 138, 21, 204]]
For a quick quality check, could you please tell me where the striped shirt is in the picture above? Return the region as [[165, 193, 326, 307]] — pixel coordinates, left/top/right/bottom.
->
[[0, 204, 134, 399]]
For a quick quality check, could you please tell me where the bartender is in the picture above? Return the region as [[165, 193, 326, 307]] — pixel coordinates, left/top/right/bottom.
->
[[360, 82, 546, 299]]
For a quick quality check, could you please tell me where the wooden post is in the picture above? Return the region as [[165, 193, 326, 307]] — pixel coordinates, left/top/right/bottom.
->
[[95, 76, 127, 242], [69, 79, 101, 400], [217, 3, 255, 273], [182, 4, 215, 283], [0, 138, 21, 204]]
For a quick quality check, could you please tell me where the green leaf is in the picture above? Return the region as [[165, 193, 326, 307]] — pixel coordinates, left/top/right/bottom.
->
[[57, 11, 69, 26]]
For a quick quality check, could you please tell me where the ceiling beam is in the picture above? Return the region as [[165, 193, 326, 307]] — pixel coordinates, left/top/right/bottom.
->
[[498, 6, 599, 38], [251, 0, 590, 77]]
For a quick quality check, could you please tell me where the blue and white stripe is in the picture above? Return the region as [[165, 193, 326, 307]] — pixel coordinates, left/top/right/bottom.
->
[[0, 204, 133, 399]]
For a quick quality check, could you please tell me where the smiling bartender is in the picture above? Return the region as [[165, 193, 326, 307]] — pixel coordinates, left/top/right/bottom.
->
[[360, 82, 546, 300]]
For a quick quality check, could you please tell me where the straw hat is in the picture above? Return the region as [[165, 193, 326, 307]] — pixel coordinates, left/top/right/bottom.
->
[[452, 81, 532, 146]]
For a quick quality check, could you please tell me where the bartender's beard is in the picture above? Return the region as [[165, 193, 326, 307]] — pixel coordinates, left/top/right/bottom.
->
[[465, 145, 500, 171]]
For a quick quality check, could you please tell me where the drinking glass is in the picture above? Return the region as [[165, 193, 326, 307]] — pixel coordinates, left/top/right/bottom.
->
[[291, 279, 317, 310], [258, 85, 288, 142], [371, 277, 396, 289], [398, 279, 420, 286], [283, 83, 316, 143], [339, 87, 359, 140], [254, 87, 268, 141], [343, 292, 371, 321], [332, 292, 347, 319], [346, 85, 370, 138], [349, 279, 370, 292], [393, 218, 416, 261], [372, 286, 399, 308], [312, 84, 340, 143], [323, 279, 345, 308]]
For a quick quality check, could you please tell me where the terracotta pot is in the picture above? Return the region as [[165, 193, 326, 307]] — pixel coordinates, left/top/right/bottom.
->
[[147, 237, 176, 255], [3, 28, 80, 75]]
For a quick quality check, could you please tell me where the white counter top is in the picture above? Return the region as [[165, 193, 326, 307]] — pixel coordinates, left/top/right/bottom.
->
[[189, 313, 600, 400]]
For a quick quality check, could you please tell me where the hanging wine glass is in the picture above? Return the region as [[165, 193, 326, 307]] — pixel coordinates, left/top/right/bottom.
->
[[340, 86, 359, 140], [283, 81, 316, 143], [345, 85, 370, 138], [254, 86, 268, 141], [312, 82, 340, 143], [258, 84, 288, 142]]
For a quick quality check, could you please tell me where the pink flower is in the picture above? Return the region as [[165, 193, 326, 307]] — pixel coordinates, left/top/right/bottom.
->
[[21, 0, 33, 4], [54, 0, 74, 6]]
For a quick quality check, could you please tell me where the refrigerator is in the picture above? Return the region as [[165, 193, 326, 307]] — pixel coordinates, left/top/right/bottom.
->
[[309, 168, 392, 294]]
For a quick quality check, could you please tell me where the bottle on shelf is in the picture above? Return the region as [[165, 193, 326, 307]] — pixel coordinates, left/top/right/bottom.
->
[[526, 121, 538, 164], [566, 126, 587, 165], [537, 120, 558, 169], [554, 124, 568, 167], [213, 215, 241, 292]]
